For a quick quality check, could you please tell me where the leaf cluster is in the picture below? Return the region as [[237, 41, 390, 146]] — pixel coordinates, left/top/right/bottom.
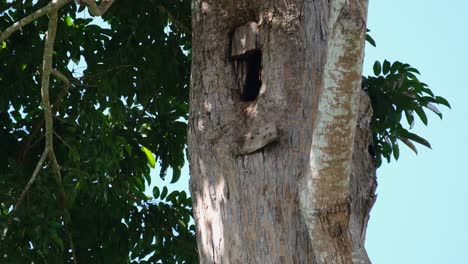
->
[[362, 59, 450, 167], [1, 0, 195, 262]]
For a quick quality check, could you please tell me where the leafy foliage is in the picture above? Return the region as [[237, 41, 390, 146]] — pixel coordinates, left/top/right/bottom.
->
[[363, 59, 450, 167], [0, 0, 196, 263]]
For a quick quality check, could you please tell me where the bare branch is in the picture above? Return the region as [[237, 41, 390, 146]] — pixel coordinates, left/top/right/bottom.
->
[[14, 7, 61, 211], [79, 0, 117, 16], [54, 131, 73, 150], [14, 149, 49, 210], [17, 69, 72, 163], [51, 69, 71, 112], [51, 69, 70, 88], [0, 0, 72, 43], [49, 149, 78, 264], [41, 12, 59, 152], [44, 14, 77, 263]]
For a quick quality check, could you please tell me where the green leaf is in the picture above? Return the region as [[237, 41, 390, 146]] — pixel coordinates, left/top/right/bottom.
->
[[65, 15, 73, 27], [160, 186, 168, 200], [383, 60, 390, 75], [405, 110, 415, 129], [425, 103, 442, 118], [384, 135, 392, 146], [399, 136, 418, 154], [166, 191, 179, 203], [171, 167, 181, 183], [141, 146, 155, 168], [366, 34, 376, 47], [153, 186, 160, 199], [406, 67, 420, 74], [143, 172, 151, 185], [0, 41, 6, 49], [435, 96, 451, 109], [392, 142, 400, 160], [421, 87, 434, 96], [373, 61, 381, 76], [178, 219, 187, 229], [390, 61, 402, 74], [78, 4, 86, 12], [406, 72, 418, 81], [414, 107, 428, 125], [125, 144, 132, 156], [400, 131, 432, 149]]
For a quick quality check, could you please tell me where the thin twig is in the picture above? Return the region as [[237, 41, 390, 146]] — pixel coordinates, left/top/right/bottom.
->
[[79, 64, 132, 80], [51, 69, 71, 112], [18, 69, 73, 162], [62, 167, 90, 177], [14, 149, 48, 210], [49, 149, 78, 264], [79, 0, 117, 16], [0, 0, 72, 43], [54, 131, 73, 150]]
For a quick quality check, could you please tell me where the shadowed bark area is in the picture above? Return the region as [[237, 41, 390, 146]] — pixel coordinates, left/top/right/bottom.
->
[[189, 0, 373, 263]]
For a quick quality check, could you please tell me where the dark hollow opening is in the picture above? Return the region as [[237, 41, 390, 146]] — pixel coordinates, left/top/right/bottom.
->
[[240, 50, 262, 101]]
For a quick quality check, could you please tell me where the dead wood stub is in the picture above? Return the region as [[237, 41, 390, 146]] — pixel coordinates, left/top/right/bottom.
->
[[235, 122, 279, 155]]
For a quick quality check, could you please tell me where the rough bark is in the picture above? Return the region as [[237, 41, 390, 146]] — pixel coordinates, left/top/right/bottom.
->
[[189, 1, 375, 263]]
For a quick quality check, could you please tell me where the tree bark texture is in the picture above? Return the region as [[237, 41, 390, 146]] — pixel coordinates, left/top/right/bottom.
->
[[188, 1, 375, 263]]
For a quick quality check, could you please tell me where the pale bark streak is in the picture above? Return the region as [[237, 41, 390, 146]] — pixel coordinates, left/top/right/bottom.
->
[[305, 0, 367, 208], [41, 12, 58, 153], [299, 0, 369, 263]]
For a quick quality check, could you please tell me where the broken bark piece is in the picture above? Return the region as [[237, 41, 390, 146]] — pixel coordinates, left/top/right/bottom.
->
[[236, 122, 278, 155]]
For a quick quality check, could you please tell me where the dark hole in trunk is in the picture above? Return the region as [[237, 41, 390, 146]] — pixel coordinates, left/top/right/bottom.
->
[[240, 50, 262, 101]]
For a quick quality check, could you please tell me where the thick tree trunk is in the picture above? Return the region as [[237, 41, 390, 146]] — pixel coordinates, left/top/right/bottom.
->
[[188, 1, 375, 263]]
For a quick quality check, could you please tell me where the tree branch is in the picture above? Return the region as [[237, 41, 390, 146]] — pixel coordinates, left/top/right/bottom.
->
[[79, 0, 117, 16], [41, 13, 58, 153], [17, 69, 72, 163], [43, 12, 78, 264], [14, 149, 49, 210], [51, 69, 71, 113], [0, 0, 72, 43], [15, 3, 61, 211], [14, 9, 78, 263]]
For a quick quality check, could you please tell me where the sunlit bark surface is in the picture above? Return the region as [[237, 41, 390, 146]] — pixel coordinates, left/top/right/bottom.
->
[[189, 1, 374, 263]]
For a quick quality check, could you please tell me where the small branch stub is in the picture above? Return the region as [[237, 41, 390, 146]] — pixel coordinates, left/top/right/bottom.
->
[[231, 21, 262, 101], [236, 122, 278, 155]]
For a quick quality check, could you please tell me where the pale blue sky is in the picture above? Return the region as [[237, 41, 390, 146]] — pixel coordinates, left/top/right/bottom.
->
[[147, 1, 468, 262], [364, 1, 468, 263]]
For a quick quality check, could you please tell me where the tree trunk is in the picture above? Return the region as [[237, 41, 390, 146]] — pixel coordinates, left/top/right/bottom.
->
[[188, 0, 376, 263]]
